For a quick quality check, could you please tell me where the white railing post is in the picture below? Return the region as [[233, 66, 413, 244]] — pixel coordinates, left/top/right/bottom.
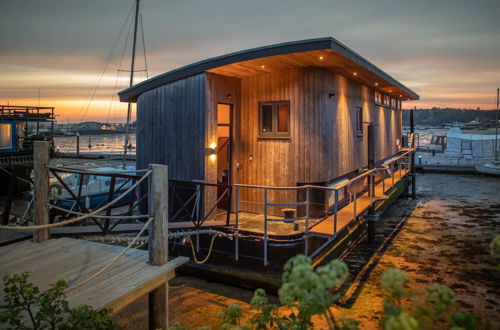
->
[[263, 188, 268, 266], [304, 187, 310, 256], [334, 189, 338, 234], [235, 185, 239, 261]]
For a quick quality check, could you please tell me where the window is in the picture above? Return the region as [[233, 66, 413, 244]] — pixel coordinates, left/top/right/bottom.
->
[[0, 123, 12, 149], [374, 91, 382, 105], [383, 95, 391, 107], [259, 101, 290, 138], [390, 98, 398, 109], [356, 106, 363, 136]]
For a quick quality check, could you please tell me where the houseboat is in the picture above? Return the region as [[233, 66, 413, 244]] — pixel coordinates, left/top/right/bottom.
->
[[119, 37, 419, 286]]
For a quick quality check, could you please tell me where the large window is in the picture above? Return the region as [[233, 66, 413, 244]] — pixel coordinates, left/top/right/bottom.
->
[[259, 101, 290, 138]]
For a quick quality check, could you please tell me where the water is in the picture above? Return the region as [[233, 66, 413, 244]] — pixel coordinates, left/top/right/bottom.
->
[[54, 133, 136, 155]]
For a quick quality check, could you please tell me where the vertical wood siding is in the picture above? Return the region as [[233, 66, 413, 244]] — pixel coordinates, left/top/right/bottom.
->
[[136, 68, 401, 215], [136, 73, 206, 180]]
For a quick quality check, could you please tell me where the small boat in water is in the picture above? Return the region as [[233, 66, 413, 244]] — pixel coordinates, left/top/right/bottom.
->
[[475, 161, 500, 176], [50, 167, 135, 210]]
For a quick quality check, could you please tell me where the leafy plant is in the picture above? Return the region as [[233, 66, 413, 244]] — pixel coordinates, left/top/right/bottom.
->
[[0, 271, 120, 330], [380, 269, 482, 330], [489, 235, 500, 269]]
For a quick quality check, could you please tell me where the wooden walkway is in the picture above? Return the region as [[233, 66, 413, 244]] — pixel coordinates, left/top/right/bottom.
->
[[310, 169, 409, 236], [0, 238, 188, 315]]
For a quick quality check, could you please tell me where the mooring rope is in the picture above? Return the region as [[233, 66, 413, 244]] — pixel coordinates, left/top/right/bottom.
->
[[0, 170, 151, 231], [65, 216, 153, 293], [48, 204, 150, 220]]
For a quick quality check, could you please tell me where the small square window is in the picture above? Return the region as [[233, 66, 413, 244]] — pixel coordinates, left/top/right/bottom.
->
[[259, 101, 290, 138]]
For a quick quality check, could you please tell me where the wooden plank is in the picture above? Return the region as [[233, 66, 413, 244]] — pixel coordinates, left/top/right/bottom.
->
[[0, 230, 31, 247], [0, 238, 188, 319]]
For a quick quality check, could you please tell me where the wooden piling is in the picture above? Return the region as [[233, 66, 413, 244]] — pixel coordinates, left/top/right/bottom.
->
[[148, 164, 169, 330], [410, 107, 416, 199], [33, 141, 50, 242]]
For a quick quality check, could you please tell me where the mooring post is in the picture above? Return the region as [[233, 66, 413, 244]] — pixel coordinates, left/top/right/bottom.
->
[[410, 107, 416, 199], [33, 141, 50, 242], [76, 133, 80, 158], [148, 164, 169, 330]]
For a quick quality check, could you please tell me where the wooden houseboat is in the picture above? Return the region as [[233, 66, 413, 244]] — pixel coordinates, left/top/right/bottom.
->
[[119, 37, 419, 285]]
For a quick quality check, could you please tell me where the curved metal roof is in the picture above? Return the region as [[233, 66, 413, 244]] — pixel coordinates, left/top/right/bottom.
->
[[118, 37, 419, 102]]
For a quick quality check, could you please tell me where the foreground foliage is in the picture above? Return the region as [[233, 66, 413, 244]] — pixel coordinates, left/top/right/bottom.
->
[[172, 254, 485, 330], [0, 271, 120, 330]]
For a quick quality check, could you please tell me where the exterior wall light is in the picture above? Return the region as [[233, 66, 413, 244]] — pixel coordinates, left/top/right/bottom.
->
[[208, 142, 217, 161]]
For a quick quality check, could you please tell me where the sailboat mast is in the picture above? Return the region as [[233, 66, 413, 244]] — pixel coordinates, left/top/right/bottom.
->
[[495, 88, 499, 161], [123, 0, 140, 167]]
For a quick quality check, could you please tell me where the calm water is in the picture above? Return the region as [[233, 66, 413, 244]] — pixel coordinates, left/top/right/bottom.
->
[[54, 133, 136, 154]]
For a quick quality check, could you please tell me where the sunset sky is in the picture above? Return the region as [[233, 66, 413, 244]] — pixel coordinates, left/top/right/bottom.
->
[[1, 0, 499, 123]]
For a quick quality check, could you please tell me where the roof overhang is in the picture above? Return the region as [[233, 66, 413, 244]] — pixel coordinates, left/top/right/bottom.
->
[[119, 37, 419, 102]]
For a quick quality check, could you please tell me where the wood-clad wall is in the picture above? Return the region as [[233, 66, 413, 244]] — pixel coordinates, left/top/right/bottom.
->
[[135, 67, 401, 215], [136, 73, 206, 180], [232, 67, 401, 212]]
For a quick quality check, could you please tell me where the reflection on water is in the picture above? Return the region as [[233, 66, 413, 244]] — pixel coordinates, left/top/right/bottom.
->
[[54, 133, 136, 154]]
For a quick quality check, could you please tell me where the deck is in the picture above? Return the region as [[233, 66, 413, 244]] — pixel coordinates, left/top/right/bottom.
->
[[217, 168, 410, 237], [0, 238, 188, 316], [310, 168, 409, 236]]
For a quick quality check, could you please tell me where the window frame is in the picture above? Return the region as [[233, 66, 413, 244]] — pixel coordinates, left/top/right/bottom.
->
[[356, 106, 363, 137], [258, 101, 291, 139], [374, 91, 383, 106]]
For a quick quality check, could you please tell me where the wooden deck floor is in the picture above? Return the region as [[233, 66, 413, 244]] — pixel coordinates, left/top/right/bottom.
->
[[310, 169, 409, 236], [0, 238, 187, 316]]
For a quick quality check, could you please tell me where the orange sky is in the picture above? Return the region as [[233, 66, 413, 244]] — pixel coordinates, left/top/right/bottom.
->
[[1, 0, 499, 122]]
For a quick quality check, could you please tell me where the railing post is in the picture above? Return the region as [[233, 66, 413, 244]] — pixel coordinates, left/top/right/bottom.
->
[[353, 186, 357, 220], [334, 189, 338, 234], [235, 185, 239, 261], [263, 188, 268, 266], [148, 164, 169, 330], [304, 187, 310, 256], [34, 141, 50, 243]]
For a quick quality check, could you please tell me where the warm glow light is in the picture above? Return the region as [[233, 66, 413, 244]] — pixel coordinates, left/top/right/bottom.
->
[[209, 142, 217, 149], [353, 72, 357, 76], [319, 56, 324, 60], [389, 90, 392, 93], [209, 154, 216, 162], [375, 82, 379, 86], [261, 65, 265, 69]]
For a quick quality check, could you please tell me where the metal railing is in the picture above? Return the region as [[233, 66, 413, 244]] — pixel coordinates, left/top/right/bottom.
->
[[233, 148, 415, 266]]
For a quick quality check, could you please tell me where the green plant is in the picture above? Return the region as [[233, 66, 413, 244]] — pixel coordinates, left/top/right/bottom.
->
[[0, 271, 120, 330], [380, 269, 482, 330], [489, 235, 500, 269], [216, 255, 358, 330]]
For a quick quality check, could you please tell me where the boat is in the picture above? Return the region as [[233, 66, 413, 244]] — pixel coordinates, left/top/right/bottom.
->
[[476, 88, 500, 176], [49, 167, 135, 210], [415, 127, 499, 172]]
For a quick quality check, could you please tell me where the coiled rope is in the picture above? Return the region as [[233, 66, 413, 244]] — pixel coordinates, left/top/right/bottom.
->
[[0, 170, 151, 231], [65, 216, 153, 293]]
